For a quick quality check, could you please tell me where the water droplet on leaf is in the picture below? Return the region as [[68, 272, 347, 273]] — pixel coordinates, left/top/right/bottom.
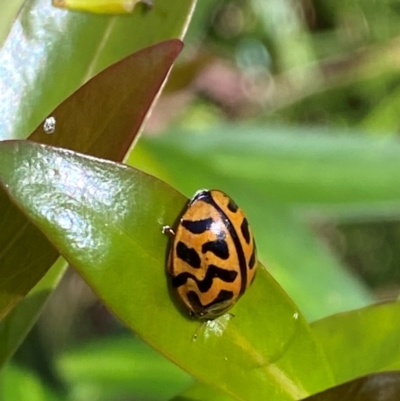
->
[[43, 116, 56, 134]]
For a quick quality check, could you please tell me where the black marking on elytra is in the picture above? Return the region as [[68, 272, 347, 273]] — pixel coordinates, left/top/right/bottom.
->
[[202, 193, 248, 295], [202, 239, 229, 260], [186, 291, 203, 314], [240, 218, 250, 244], [209, 289, 234, 305], [172, 264, 238, 292], [181, 218, 212, 234], [187, 289, 234, 315], [176, 241, 201, 268], [227, 197, 239, 213], [249, 245, 256, 269]]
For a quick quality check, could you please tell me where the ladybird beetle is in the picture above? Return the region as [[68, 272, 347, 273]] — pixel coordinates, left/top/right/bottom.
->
[[163, 189, 257, 320]]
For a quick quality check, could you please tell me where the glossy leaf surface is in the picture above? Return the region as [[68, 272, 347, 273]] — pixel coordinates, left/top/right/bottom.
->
[[0, 141, 334, 401], [311, 301, 400, 384]]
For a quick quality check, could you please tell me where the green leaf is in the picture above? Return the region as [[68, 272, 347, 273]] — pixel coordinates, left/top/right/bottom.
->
[[172, 382, 236, 401], [0, 363, 62, 401], [58, 336, 193, 400], [0, 1, 24, 45], [0, 140, 334, 401], [311, 301, 400, 384]]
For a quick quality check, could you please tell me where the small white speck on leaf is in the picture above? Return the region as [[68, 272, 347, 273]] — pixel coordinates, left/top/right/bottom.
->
[[43, 116, 56, 134]]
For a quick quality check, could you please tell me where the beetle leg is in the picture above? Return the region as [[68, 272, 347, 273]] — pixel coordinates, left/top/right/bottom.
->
[[162, 225, 175, 237]]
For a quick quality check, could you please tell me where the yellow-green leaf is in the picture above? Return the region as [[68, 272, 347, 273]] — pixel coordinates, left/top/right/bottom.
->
[[311, 301, 400, 384]]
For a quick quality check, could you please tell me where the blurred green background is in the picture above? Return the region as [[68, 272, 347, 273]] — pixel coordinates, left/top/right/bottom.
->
[[4, 0, 400, 400]]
